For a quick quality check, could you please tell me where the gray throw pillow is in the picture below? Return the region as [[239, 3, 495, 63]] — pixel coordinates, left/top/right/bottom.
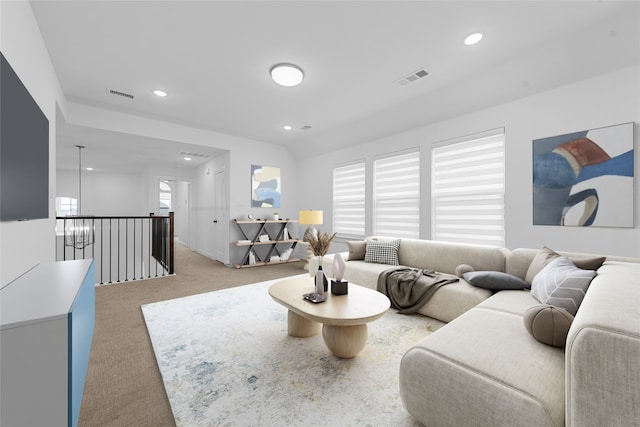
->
[[346, 240, 367, 261], [462, 271, 529, 290], [530, 256, 596, 316], [523, 304, 574, 348], [364, 239, 400, 265]]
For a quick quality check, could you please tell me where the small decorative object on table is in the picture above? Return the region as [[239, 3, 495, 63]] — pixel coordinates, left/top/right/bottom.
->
[[331, 253, 348, 295], [273, 212, 279, 221], [306, 229, 336, 294]]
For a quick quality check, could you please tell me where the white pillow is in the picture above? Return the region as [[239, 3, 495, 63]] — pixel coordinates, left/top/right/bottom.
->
[[530, 256, 596, 316]]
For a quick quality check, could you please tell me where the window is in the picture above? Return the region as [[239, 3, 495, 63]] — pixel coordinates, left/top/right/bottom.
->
[[373, 150, 420, 239], [159, 181, 172, 216], [56, 196, 77, 216], [431, 130, 505, 246], [333, 162, 365, 239]]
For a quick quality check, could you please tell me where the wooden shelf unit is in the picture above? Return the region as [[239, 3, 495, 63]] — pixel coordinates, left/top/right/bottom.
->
[[233, 219, 300, 268]]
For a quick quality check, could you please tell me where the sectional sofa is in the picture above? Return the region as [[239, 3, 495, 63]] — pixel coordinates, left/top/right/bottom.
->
[[309, 237, 640, 427]]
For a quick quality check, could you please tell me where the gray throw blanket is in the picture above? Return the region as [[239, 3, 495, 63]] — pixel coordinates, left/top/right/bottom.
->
[[377, 267, 459, 314]]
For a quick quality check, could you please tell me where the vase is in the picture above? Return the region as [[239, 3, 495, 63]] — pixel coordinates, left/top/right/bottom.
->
[[315, 265, 328, 295]]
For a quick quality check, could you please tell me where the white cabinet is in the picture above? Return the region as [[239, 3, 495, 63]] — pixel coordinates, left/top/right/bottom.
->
[[1, 259, 95, 427]]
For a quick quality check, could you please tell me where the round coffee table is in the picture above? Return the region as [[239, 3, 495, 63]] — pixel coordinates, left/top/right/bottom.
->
[[268, 276, 390, 358]]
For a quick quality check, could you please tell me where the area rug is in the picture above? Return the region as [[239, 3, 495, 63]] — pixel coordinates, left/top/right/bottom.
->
[[141, 275, 445, 426]]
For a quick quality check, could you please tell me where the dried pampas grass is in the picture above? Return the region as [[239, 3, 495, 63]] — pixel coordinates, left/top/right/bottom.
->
[[305, 229, 336, 257]]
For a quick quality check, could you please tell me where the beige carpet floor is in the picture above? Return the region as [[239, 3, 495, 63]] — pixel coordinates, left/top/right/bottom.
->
[[78, 243, 306, 427]]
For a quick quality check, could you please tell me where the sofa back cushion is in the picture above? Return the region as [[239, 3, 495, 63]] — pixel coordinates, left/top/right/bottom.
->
[[386, 238, 508, 275]]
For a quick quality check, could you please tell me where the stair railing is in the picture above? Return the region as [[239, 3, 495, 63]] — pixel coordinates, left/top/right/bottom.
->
[[55, 212, 174, 284]]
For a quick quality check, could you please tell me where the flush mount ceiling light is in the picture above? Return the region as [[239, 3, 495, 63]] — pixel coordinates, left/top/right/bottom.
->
[[283, 125, 293, 131], [270, 63, 304, 87], [183, 157, 192, 161], [153, 89, 168, 97], [464, 32, 484, 46]]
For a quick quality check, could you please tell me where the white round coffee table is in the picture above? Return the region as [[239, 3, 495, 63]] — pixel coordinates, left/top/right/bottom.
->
[[268, 276, 390, 358]]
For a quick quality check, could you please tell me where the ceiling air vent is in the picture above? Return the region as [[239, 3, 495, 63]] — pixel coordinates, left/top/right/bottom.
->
[[107, 88, 135, 99], [395, 68, 429, 86]]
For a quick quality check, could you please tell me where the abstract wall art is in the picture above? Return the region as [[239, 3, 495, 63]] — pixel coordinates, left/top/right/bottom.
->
[[251, 164, 281, 208], [532, 122, 634, 227]]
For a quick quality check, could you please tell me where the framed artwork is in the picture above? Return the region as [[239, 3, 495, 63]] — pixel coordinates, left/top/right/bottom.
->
[[532, 122, 634, 227], [251, 164, 281, 208]]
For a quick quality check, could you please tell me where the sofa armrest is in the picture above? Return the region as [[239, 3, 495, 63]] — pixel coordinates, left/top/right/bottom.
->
[[565, 262, 640, 427]]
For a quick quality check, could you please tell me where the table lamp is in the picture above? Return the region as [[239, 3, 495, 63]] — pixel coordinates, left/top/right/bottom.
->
[[299, 210, 323, 241]]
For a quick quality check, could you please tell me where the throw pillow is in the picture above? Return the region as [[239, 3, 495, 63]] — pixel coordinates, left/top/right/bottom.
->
[[525, 246, 606, 285], [530, 256, 596, 316], [462, 271, 529, 291], [525, 246, 560, 285], [364, 239, 400, 265], [455, 264, 475, 278], [571, 255, 606, 271], [346, 240, 367, 261], [523, 304, 574, 348]]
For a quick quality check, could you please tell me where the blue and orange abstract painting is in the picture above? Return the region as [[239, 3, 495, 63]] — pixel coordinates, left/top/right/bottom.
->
[[533, 122, 634, 227]]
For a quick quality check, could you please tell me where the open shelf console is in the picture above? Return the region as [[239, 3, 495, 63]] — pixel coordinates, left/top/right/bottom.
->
[[233, 219, 300, 268]]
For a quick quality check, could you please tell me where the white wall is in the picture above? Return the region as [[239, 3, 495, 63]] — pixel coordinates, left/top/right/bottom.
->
[[0, 2, 66, 285], [297, 65, 640, 258], [56, 169, 145, 216]]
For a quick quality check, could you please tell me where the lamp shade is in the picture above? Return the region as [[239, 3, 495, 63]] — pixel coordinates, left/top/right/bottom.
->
[[299, 210, 323, 225]]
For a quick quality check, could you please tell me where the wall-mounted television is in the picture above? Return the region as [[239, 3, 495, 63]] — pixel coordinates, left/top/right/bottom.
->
[[1, 51, 49, 221]]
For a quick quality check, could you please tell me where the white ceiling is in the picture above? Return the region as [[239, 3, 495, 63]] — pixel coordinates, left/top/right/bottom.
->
[[30, 1, 640, 172]]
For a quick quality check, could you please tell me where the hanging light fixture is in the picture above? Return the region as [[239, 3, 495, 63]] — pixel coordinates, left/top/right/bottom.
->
[[65, 145, 95, 249]]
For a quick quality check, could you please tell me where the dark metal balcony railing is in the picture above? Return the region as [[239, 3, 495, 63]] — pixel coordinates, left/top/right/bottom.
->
[[56, 213, 174, 284]]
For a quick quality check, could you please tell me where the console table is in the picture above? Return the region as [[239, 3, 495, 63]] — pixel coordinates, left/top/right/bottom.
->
[[233, 219, 300, 268], [0, 259, 95, 427]]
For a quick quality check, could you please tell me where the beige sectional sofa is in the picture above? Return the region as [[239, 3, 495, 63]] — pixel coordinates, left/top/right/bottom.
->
[[310, 238, 640, 427]]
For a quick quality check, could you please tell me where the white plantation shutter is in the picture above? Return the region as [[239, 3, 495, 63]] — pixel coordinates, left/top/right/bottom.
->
[[432, 131, 505, 246], [333, 162, 366, 239], [373, 150, 420, 239]]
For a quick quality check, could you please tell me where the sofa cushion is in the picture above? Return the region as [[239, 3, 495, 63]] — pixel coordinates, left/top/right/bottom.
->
[[525, 246, 605, 284], [523, 304, 574, 347], [346, 240, 366, 261], [463, 271, 529, 291], [530, 256, 596, 315], [364, 238, 400, 265]]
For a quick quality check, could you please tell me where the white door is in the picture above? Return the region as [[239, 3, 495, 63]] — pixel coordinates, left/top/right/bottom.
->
[[214, 170, 228, 263]]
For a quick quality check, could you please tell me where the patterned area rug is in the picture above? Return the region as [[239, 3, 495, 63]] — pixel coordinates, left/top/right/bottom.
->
[[141, 275, 444, 426]]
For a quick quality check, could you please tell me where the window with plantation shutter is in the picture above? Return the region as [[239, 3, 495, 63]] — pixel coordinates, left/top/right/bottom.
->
[[333, 162, 365, 239], [373, 150, 420, 239], [431, 130, 505, 247]]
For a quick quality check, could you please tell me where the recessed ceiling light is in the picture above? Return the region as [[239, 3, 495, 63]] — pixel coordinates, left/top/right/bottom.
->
[[183, 157, 192, 161], [85, 167, 94, 171], [464, 33, 483, 46], [153, 89, 168, 97], [283, 125, 293, 131], [270, 63, 304, 87]]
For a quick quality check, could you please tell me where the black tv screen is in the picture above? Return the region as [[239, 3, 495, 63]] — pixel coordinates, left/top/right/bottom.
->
[[1, 51, 49, 221]]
